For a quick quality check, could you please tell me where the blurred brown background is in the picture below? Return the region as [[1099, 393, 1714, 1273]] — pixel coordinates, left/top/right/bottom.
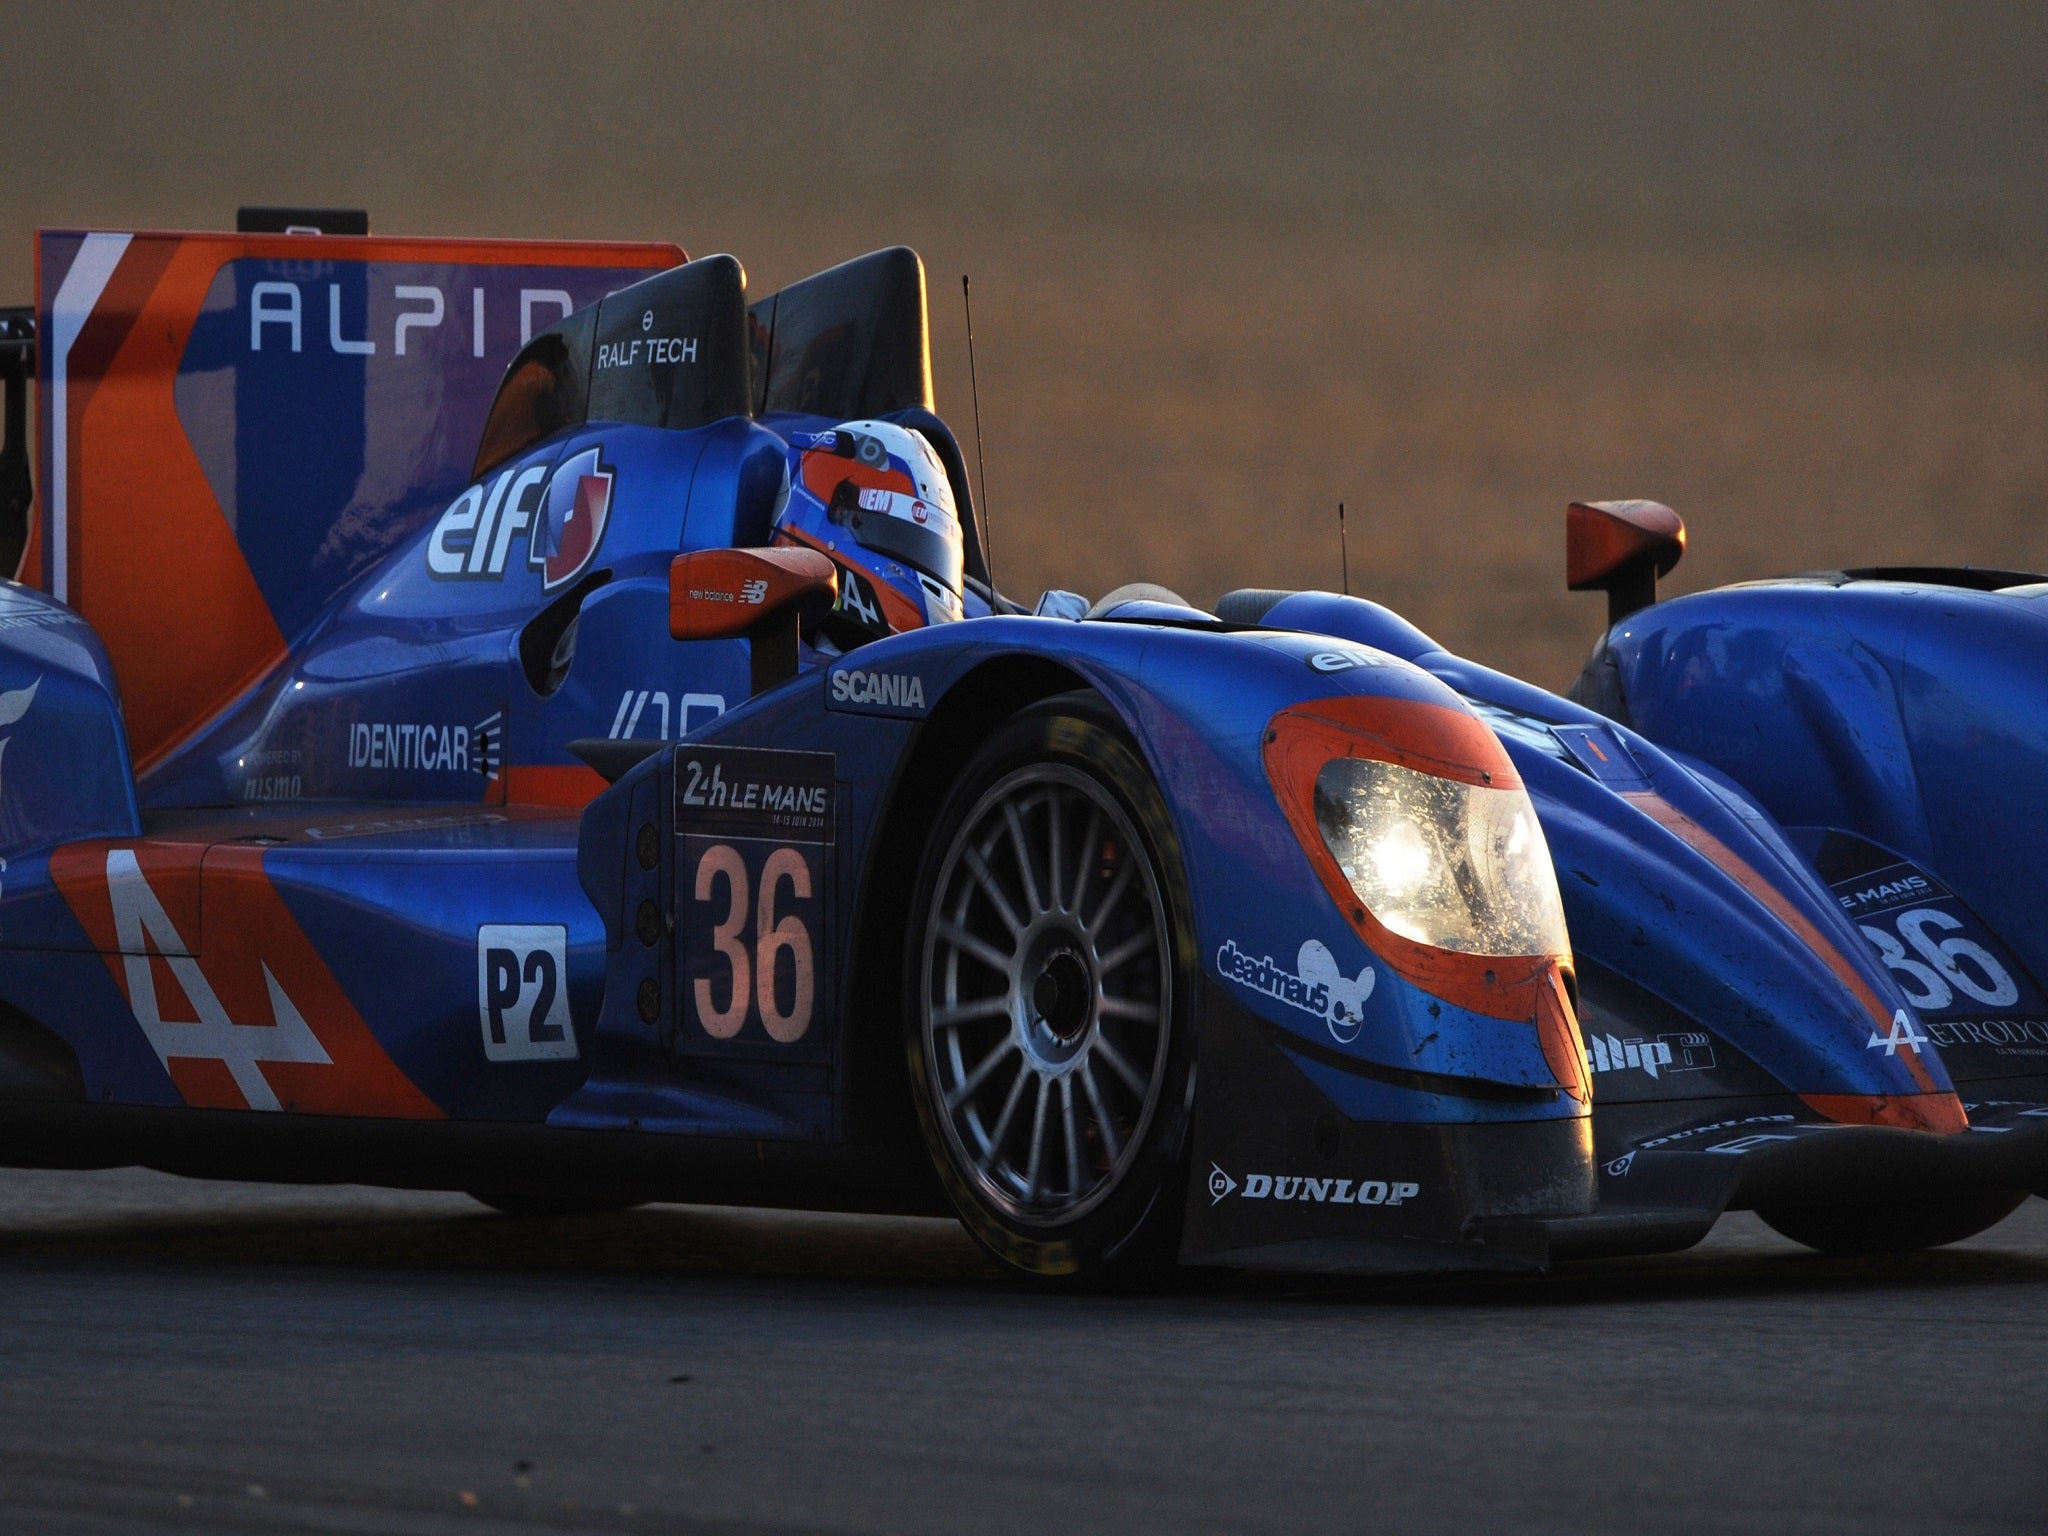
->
[[2, 1, 2042, 687]]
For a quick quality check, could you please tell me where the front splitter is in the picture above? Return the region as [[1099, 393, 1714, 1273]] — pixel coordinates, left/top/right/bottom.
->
[[1180, 986, 1593, 1275]]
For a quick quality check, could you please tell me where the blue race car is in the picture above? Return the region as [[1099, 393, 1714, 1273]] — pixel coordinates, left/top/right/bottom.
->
[[1559, 498, 2048, 1243], [0, 226, 2033, 1281]]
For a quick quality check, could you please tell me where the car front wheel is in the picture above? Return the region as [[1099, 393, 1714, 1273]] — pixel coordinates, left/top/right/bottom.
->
[[905, 694, 1197, 1281]]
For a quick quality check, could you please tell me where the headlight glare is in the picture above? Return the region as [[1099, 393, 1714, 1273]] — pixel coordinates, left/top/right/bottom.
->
[[1313, 756, 1570, 959]]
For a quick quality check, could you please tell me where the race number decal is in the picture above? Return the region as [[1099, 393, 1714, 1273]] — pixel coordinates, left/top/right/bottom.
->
[[1815, 833, 2048, 1067], [672, 746, 835, 1059]]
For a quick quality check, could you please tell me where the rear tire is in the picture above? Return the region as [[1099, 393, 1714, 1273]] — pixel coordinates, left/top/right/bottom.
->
[[904, 694, 1198, 1282], [1756, 1190, 2026, 1254]]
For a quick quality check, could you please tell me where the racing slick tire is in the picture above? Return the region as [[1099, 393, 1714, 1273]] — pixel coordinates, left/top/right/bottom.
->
[[904, 693, 1198, 1283], [1756, 1189, 2027, 1255]]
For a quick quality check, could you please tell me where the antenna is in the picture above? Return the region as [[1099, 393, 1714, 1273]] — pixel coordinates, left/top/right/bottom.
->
[[1338, 502, 1350, 596], [961, 275, 996, 595]]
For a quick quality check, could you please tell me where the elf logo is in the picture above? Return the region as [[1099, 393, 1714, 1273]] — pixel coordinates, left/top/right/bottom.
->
[[428, 446, 614, 590], [477, 924, 578, 1062]]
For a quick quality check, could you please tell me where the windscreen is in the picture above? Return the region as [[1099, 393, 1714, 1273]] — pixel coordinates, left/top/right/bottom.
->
[[471, 309, 595, 479]]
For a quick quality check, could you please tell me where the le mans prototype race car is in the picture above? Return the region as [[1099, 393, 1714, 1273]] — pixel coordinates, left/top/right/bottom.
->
[[0, 218, 2038, 1282]]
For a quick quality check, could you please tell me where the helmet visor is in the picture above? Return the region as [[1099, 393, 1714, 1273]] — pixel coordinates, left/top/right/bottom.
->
[[848, 501, 964, 594]]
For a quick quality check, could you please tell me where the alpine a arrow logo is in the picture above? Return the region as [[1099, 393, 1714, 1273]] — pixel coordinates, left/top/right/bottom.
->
[[105, 849, 331, 1111], [1867, 1010, 1930, 1057], [49, 846, 441, 1120]]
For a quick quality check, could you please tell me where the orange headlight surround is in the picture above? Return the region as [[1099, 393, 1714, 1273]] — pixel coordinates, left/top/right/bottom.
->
[[1263, 693, 1586, 1099]]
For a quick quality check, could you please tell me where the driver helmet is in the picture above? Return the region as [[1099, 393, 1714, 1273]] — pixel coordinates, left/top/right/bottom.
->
[[772, 419, 965, 633]]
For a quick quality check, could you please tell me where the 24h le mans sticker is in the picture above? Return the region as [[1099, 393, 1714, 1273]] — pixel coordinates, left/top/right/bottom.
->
[[670, 746, 836, 1062]]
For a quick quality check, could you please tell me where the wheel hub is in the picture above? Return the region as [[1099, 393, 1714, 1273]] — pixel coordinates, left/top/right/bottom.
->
[[1030, 942, 1094, 1044]]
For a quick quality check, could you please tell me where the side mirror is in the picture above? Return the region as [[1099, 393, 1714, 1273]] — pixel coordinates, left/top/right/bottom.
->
[[1566, 500, 1685, 626], [669, 546, 838, 695]]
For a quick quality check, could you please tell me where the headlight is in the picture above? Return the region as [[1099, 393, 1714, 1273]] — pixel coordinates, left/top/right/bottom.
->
[[1261, 689, 1584, 1086], [1313, 756, 1570, 958]]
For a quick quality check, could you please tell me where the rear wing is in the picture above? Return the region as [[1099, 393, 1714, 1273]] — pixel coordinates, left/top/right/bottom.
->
[[29, 227, 681, 770], [471, 245, 991, 589], [747, 247, 991, 590]]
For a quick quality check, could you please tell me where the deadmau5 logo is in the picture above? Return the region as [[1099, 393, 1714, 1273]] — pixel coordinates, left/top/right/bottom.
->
[[1214, 936, 1376, 1044], [533, 446, 614, 591], [1296, 940, 1376, 1043]]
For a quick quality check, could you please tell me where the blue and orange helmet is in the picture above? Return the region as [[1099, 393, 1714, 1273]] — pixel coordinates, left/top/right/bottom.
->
[[772, 420, 965, 633]]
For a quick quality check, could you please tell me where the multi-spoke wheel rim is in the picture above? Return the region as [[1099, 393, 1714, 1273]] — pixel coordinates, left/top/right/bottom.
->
[[921, 763, 1172, 1226]]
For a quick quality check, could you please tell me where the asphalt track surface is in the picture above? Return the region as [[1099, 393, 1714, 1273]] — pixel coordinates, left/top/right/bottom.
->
[[1, 1171, 2044, 1535]]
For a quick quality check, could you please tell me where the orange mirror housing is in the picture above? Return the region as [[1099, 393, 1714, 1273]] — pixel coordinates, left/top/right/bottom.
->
[[669, 546, 839, 641], [670, 546, 839, 697], [1566, 500, 1685, 625]]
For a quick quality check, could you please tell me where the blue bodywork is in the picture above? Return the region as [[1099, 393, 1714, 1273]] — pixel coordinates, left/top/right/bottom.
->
[[1, 240, 2036, 1272], [1582, 569, 2048, 1131]]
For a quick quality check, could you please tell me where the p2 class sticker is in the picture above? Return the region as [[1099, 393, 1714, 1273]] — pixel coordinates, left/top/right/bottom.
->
[[671, 746, 836, 1063], [476, 924, 577, 1062]]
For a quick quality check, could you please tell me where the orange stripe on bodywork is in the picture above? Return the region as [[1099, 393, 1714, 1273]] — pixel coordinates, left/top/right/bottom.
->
[[1801, 1092, 1969, 1135], [51, 836, 443, 1117], [36, 230, 684, 771], [775, 524, 926, 633], [1622, 791, 1962, 1126], [78, 241, 290, 772], [502, 762, 610, 809], [57, 236, 181, 612]]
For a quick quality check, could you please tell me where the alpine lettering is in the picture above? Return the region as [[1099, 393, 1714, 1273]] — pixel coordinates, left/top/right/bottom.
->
[[248, 280, 572, 356]]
